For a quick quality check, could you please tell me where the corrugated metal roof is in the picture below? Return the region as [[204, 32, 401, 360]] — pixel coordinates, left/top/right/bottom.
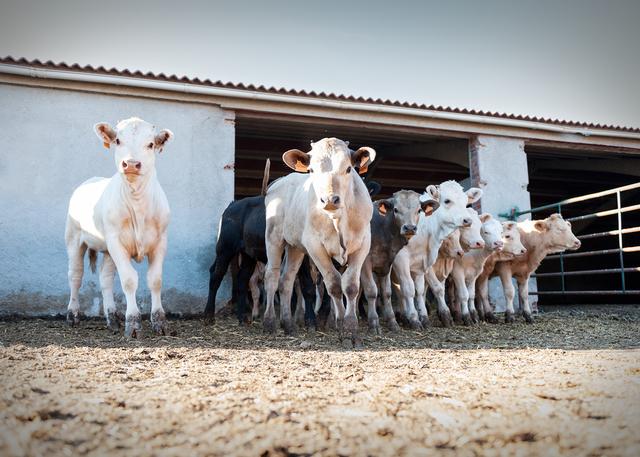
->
[[2, 55, 638, 133]]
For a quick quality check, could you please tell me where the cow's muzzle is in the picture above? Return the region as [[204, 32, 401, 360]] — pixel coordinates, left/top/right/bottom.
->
[[401, 224, 417, 238], [320, 195, 341, 211], [122, 160, 142, 174]]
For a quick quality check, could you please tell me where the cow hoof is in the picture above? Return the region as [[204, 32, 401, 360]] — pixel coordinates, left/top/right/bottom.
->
[[438, 309, 453, 328], [304, 317, 318, 332], [477, 309, 486, 322], [419, 315, 431, 329], [106, 310, 123, 333], [504, 311, 515, 324], [263, 316, 277, 335], [203, 312, 216, 326], [523, 311, 534, 324], [368, 317, 381, 336], [485, 312, 499, 324], [66, 310, 80, 327], [461, 313, 472, 326], [470, 309, 479, 324], [252, 312, 261, 323], [386, 318, 401, 332], [408, 317, 424, 331], [124, 314, 142, 339], [151, 310, 169, 335], [281, 319, 295, 336]]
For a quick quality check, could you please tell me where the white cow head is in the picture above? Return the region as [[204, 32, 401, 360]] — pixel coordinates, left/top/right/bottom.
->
[[535, 213, 581, 252], [459, 208, 485, 250], [94, 117, 173, 182], [502, 221, 527, 256], [282, 138, 375, 214], [479, 214, 504, 251], [424, 181, 482, 230], [377, 190, 439, 239]]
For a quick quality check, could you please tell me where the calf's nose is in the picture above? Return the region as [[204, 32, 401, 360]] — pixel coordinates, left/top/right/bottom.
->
[[574, 240, 581, 249], [474, 240, 485, 249], [402, 224, 417, 235], [456, 249, 465, 258], [122, 160, 142, 171]]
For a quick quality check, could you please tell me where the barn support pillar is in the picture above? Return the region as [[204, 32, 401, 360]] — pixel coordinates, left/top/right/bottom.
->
[[468, 135, 538, 313]]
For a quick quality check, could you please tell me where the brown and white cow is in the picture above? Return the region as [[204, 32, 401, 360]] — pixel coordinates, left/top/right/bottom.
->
[[478, 213, 580, 323], [65, 117, 173, 337], [263, 138, 375, 347]]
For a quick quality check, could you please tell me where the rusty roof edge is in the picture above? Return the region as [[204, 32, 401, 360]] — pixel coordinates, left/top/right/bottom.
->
[[1, 55, 639, 135]]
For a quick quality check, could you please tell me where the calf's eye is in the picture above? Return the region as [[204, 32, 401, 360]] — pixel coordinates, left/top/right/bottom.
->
[[444, 199, 451, 205], [346, 166, 352, 174], [393, 208, 398, 214], [148, 142, 154, 149], [115, 138, 121, 145], [505, 235, 511, 239]]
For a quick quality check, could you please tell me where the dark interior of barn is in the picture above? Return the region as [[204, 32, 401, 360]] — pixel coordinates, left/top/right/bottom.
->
[[526, 147, 639, 305], [234, 113, 469, 200]]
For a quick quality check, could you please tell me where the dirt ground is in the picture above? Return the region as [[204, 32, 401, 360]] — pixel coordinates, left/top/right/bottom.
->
[[1, 306, 639, 457]]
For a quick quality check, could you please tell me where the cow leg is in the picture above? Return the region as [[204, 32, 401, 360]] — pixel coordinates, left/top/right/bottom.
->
[[235, 255, 256, 325], [425, 268, 453, 328], [147, 235, 169, 335], [66, 239, 86, 327], [452, 268, 471, 325], [360, 260, 380, 335], [99, 253, 121, 332], [379, 272, 400, 332], [498, 267, 516, 323], [340, 238, 370, 348], [263, 240, 285, 335], [413, 272, 431, 329], [476, 275, 497, 323], [297, 257, 318, 330], [293, 278, 305, 327], [306, 246, 344, 341], [392, 255, 421, 330], [466, 276, 479, 324], [249, 263, 263, 322], [106, 239, 141, 338], [517, 275, 533, 324], [278, 247, 306, 335], [204, 250, 235, 325]]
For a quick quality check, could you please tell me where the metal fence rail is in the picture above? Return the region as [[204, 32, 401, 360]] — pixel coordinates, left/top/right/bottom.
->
[[499, 181, 640, 296]]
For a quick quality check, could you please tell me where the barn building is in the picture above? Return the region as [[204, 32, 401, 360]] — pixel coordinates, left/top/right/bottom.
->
[[1, 57, 638, 317]]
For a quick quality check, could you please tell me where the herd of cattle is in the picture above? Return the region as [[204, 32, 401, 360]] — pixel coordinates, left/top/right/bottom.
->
[[64, 117, 581, 345]]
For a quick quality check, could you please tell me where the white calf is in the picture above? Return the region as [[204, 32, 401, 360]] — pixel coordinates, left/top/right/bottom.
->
[[392, 181, 482, 329], [65, 117, 173, 337]]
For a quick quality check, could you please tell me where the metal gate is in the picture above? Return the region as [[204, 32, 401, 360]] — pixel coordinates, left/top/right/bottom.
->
[[499, 182, 640, 297]]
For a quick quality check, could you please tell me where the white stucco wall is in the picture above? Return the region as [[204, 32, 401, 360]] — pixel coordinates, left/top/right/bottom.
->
[[469, 135, 537, 312], [0, 83, 235, 316]]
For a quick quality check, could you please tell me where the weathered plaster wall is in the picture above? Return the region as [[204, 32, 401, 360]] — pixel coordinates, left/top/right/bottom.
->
[[0, 83, 235, 316], [469, 135, 537, 312]]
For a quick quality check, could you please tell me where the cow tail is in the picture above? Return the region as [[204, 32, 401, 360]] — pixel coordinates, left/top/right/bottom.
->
[[261, 158, 271, 196], [88, 249, 98, 274]]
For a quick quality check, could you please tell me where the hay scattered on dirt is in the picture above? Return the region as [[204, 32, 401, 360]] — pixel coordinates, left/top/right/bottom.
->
[[1, 305, 639, 456]]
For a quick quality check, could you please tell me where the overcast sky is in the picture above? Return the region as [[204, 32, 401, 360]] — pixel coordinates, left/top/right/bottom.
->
[[1, 0, 639, 127]]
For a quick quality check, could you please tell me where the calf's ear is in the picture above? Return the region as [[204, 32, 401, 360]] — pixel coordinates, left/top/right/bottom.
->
[[466, 187, 483, 204], [154, 129, 174, 152], [534, 220, 549, 232], [283, 149, 311, 172], [376, 199, 393, 215], [94, 123, 116, 149], [352, 147, 376, 175], [425, 185, 440, 201], [479, 213, 492, 223], [503, 221, 516, 230], [421, 199, 439, 216]]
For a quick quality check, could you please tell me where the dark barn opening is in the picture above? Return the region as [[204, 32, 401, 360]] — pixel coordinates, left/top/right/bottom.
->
[[234, 113, 469, 200], [526, 147, 640, 305]]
